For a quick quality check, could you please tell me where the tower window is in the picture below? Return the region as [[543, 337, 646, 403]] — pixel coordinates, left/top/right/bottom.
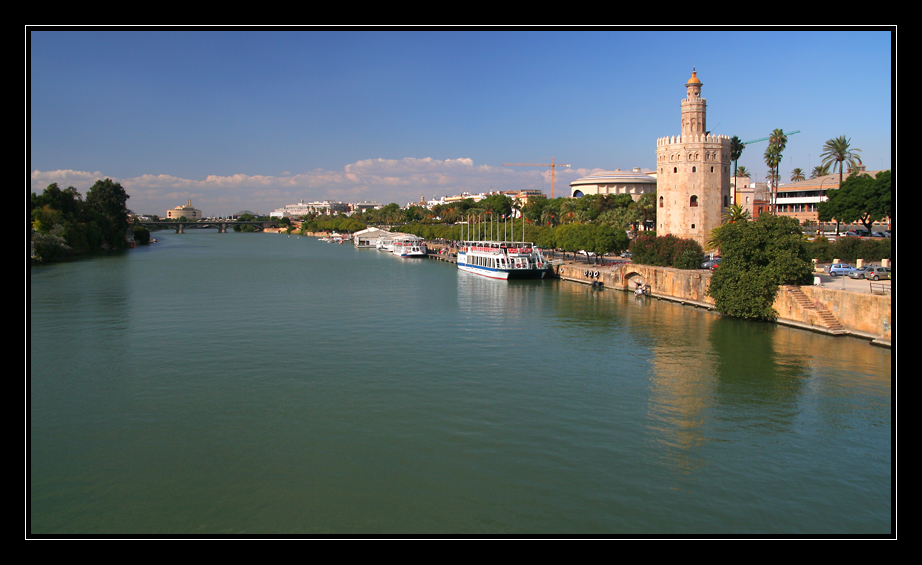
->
[[690, 195, 698, 207], [692, 166, 697, 173], [659, 196, 664, 208]]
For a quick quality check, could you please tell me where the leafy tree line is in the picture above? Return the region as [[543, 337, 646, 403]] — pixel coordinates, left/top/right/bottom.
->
[[30, 180, 135, 261], [629, 233, 703, 270], [298, 215, 366, 234], [395, 218, 632, 261], [349, 192, 656, 232], [818, 170, 891, 235], [804, 235, 890, 263]]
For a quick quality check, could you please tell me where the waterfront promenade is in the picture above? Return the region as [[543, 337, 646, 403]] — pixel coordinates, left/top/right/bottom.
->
[[421, 242, 891, 347]]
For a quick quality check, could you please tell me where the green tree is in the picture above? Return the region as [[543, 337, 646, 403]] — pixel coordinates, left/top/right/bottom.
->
[[764, 129, 787, 213], [817, 170, 891, 235], [708, 204, 752, 250], [630, 233, 703, 269], [820, 136, 862, 187], [790, 168, 806, 182], [132, 224, 151, 245], [706, 214, 813, 320], [85, 178, 130, 249], [479, 194, 513, 218], [555, 223, 626, 263], [810, 163, 832, 179], [730, 135, 746, 202]]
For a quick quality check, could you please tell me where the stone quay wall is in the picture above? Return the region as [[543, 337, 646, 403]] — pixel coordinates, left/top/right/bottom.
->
[[555, 262, 891, 345]]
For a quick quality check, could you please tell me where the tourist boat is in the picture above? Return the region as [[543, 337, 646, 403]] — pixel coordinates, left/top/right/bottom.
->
[[319, 232, 347, 243], [457, 240, 550, 280], [391, 236, 428, 258], [376, 236, 395, 252]]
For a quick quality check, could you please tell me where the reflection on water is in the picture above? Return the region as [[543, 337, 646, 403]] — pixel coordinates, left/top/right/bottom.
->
[[30, 233, 892, 535]]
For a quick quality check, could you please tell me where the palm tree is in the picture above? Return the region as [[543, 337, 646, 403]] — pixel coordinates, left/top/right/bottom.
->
[[820, 135, 862, 187], [723, 203, 751, 224], [730, 136, 745, 203], [810, 163, 831, 179], [632, 192, 656, 231], [766, 129, 787, 213], [790, 168, 806, 182], [559, 199, 577, 224], [736, 165, 751, 179], [764, 146, 781, 213]]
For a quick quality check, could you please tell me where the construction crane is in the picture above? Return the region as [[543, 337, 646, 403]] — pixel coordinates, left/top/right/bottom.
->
[[742, 130, 800, 145], [503, 157, 571, 199]]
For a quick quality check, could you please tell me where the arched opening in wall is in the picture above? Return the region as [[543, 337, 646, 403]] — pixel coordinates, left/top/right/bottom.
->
[[711, 166, 714, 173], [674, 167, 677, 173], [659, 196, 664, 208], [690, 195, 698, 207], [572, 190, 584, 198], [723, 195, 728, 207], [691, 224, 696, 229], [692, 166, 697, 172]]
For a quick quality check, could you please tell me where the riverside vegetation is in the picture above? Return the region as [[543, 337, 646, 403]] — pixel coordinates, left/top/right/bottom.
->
[[31, 183, 890, 322], [30, 180, 143, 262]]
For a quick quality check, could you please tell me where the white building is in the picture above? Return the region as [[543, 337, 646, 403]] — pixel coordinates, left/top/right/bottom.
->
[[270, 199, 349, 218], [569, 169, 656, 200], [352, 227, 391, 248], [166, 199, 203, 220]]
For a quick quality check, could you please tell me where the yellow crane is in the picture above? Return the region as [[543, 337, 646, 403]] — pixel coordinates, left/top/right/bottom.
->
[[503, 157, 571, 199]]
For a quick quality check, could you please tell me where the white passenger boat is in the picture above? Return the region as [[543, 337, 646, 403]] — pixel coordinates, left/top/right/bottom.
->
[[392, 236, 428, 258], [376, 236, 394, 252], [457, 240, 550, 280]]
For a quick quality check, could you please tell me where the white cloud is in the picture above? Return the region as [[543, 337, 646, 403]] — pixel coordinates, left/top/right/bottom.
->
[[30, 157, 589, 216]]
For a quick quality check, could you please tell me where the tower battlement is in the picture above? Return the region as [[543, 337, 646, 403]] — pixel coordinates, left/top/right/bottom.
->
[[657, 134, 732, 147]]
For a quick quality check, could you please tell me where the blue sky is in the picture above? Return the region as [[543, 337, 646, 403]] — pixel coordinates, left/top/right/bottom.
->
[[29, 28, 894, 216]]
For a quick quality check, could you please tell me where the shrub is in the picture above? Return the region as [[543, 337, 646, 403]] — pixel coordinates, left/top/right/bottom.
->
[[630, 233, 703, 269]]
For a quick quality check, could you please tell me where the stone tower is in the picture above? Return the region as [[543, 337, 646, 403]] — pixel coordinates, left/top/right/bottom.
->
[[655, 70, 732, 249]]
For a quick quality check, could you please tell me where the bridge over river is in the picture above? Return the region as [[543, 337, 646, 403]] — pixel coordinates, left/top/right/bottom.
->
[[137, 220, 281, 234]]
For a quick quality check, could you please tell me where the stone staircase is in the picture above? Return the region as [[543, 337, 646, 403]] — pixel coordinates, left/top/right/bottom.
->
[[786, 286, 845, 332]]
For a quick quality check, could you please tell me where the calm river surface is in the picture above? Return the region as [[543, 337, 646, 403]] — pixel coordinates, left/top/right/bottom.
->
[[29, 231, 892, 536]]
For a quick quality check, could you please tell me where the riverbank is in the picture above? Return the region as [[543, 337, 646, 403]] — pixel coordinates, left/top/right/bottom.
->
[[271, 232, 892, 347], [554, 259, 892, 347]]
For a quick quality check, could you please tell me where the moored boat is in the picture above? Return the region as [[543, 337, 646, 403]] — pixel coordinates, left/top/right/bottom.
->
[[457, 240, 549, 280], [392, 236, 428, 258]]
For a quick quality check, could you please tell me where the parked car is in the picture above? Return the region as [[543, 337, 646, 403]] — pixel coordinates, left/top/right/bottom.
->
[[864, 266, 891, 281], [848, 266, 870, 279], [872, 231, 890, 238], [701, 257, 722, 269], [828, 263, 857, 276]]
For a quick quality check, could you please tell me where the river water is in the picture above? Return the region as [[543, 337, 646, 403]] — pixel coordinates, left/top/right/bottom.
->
[[29, 231, 892, 536]]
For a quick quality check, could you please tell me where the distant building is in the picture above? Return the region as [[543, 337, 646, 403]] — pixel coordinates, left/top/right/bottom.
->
[[270, 199, 349, 218], [569, 168, 656, 200], [351, 201, 382, 213], [352, 227, 391, 248], [773, 166, 889, 228], [167, 199, 202, 220]]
